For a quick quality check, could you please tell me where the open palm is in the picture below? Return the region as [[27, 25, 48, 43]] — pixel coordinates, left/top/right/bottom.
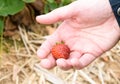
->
[[36, 0, 120, 70]]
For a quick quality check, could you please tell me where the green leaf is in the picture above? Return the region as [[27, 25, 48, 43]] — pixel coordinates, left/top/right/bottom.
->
[[44, 5, 49, 13], [22, 0, 35, 3], [0, 17, 4, 35], [47, 0, 54, 3], [44, 0, 73, 13], [61, 0, 72, 5], [49, 2, 58, 10], [0, 0, 25, 16]]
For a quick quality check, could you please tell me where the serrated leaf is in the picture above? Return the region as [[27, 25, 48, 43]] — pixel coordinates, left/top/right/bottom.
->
[[0, 0, 25, 16], [22, 0, 35, 3]]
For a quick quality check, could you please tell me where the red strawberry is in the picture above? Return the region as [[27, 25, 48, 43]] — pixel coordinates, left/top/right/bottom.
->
[[51, 42, 70, 59]]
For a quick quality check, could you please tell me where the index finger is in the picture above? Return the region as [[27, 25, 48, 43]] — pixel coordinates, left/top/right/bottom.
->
[[37, 32, 61, 59]]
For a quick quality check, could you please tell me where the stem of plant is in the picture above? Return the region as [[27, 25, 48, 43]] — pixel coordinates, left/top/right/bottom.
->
[[0, 35, 3, 55]]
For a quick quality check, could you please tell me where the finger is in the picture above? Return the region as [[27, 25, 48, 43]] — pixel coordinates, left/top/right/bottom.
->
[[56, 59, 72, 70], [71, 53, 97, 69], [40, 54, 56, 69], [56, 51, 83, 70], [69, 51, 83, 70], [37, 33, 60, 59], [69, 51, 83, 59], [36, 4, 74, 24]]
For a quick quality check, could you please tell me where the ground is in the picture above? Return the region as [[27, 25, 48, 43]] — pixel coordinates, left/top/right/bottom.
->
[[0, 23, 120, 84]]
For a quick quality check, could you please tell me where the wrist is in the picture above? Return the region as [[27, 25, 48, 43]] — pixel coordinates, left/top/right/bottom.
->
[[109, 0, 120, 27]]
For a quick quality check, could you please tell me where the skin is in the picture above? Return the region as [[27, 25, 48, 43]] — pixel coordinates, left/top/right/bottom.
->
[[36, 0, 120, 70]]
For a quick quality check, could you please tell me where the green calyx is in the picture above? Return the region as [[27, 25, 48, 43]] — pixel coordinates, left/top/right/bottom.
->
[[56, 41, 65, 45]]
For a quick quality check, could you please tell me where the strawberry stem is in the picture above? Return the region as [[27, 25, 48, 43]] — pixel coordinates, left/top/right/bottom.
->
[[56, 41, 65, 45], [61, 41, 64, 44]]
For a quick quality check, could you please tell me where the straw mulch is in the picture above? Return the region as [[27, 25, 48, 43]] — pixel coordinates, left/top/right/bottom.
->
[[0, 25, 120, 84]]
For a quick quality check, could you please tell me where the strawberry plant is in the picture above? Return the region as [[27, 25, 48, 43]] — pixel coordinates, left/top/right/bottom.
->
[[0, 0, 74, 55], [43, 0, 73, 13], [0, 0, 35, 35], [0, 0, 35, 54]]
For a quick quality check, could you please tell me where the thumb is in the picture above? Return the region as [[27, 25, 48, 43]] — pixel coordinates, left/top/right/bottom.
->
[[36, 4, 75, 24]]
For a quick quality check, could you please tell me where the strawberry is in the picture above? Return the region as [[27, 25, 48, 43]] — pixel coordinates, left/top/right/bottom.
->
[[51, 42, 70, 59]]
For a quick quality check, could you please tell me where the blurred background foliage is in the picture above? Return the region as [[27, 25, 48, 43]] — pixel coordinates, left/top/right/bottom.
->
[[0, 0, 73, 36], [0, 0, 73, 53], [44, 0, 73, 13]]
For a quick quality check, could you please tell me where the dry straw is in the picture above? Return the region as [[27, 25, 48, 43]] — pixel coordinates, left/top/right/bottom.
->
[[0, 26, 120, 84]]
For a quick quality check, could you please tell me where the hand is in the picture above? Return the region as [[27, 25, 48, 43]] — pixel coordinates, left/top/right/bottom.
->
[[36, 0, 120, 70]]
